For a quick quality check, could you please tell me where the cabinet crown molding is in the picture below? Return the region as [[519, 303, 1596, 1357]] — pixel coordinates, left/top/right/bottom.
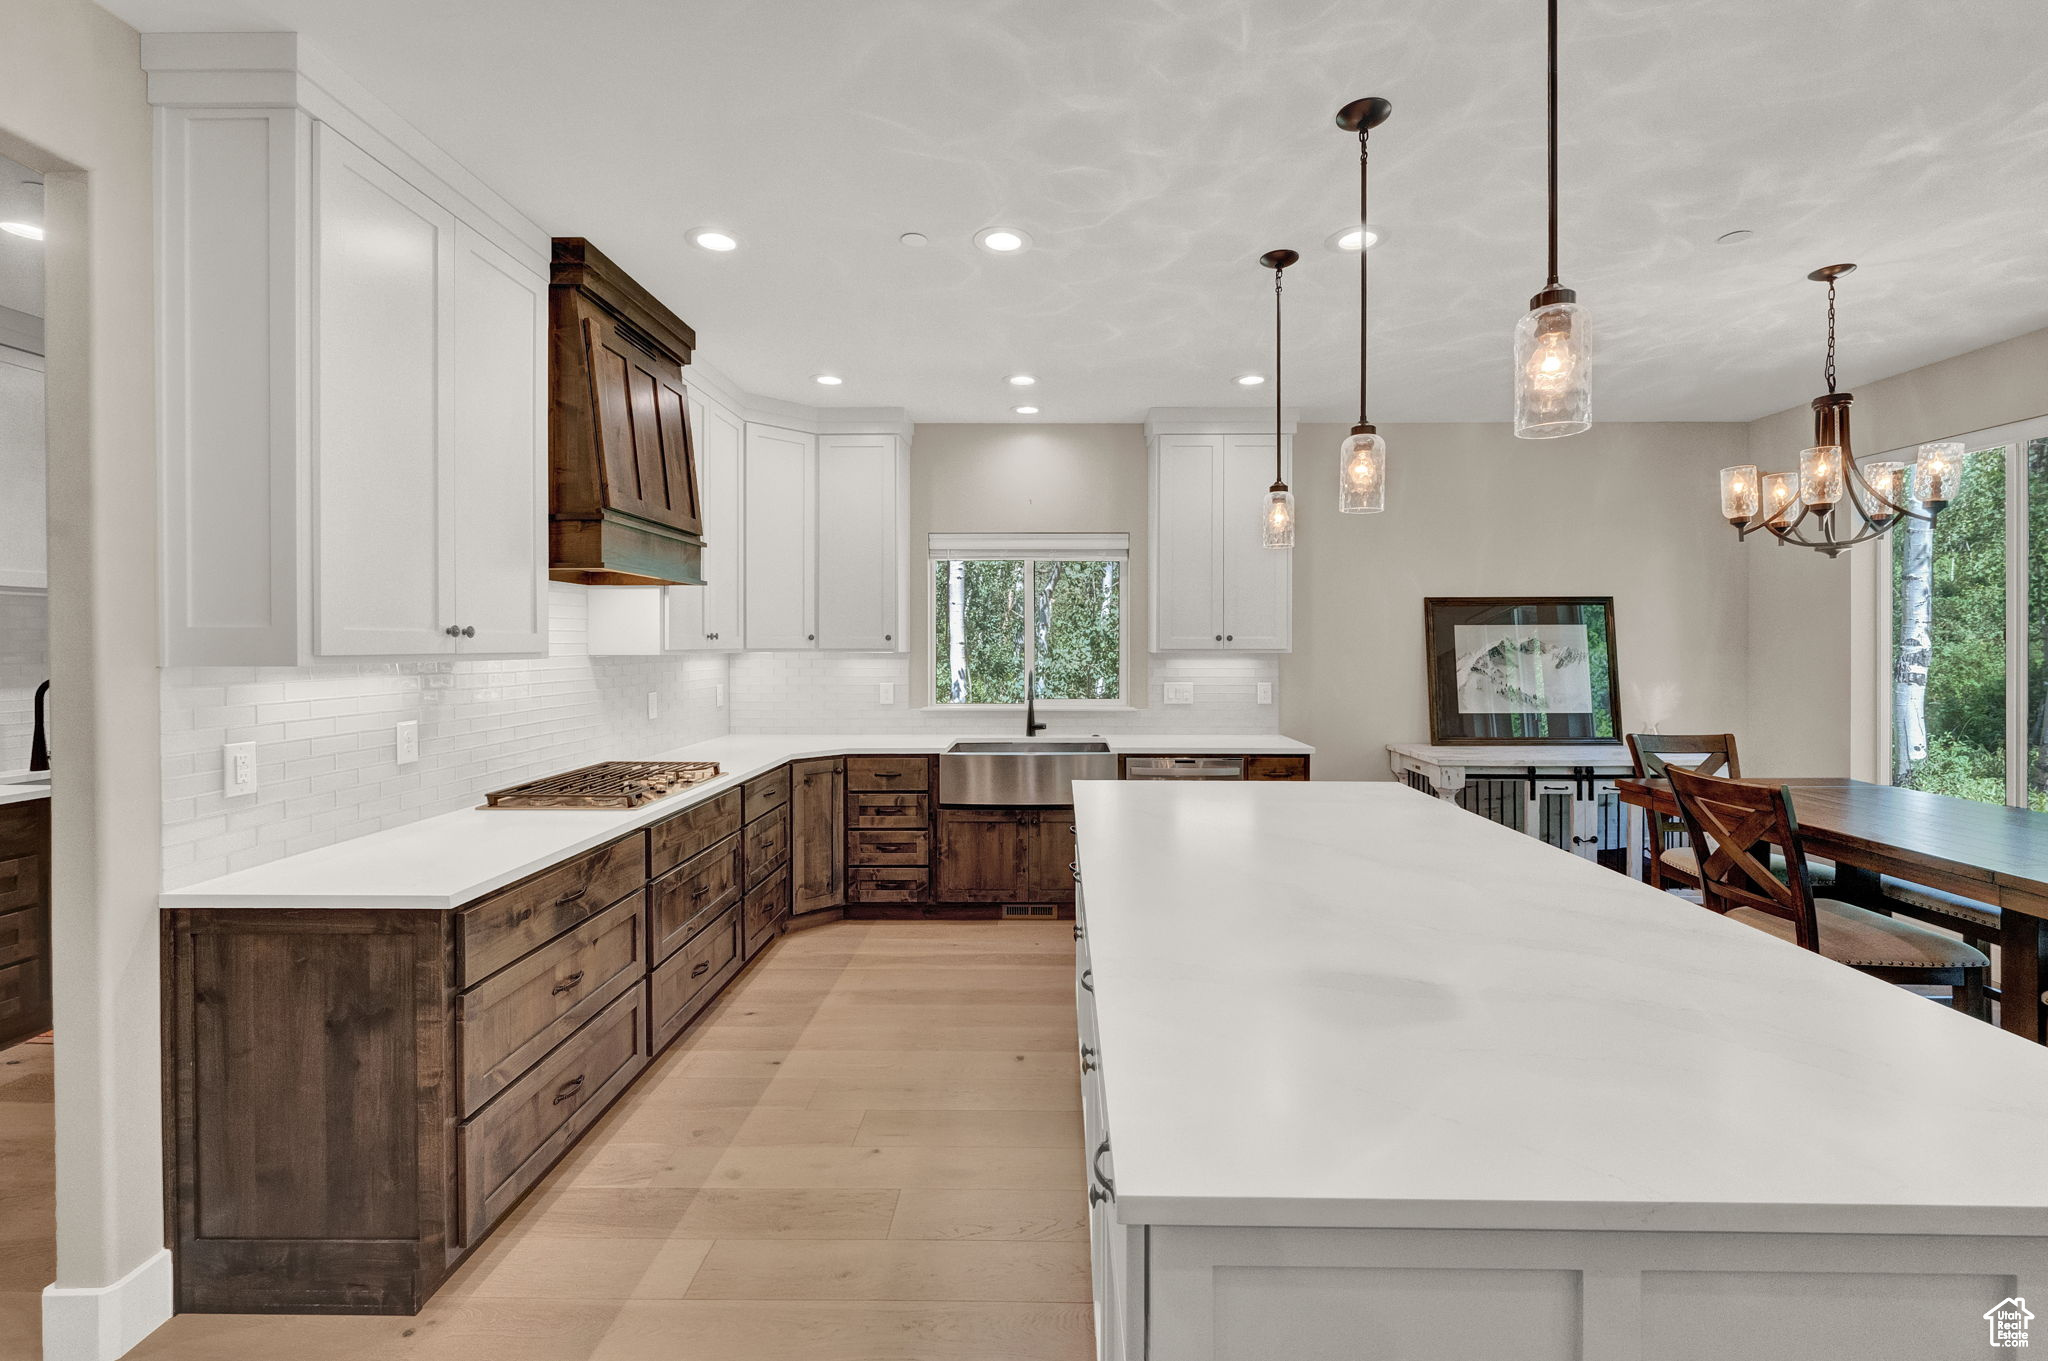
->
[[1145, 408, 1299, 439], [740, 392, 914, 442]]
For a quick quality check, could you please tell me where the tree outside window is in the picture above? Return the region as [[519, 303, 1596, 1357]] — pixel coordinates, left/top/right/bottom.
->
[[932, 556, 1123, 705]]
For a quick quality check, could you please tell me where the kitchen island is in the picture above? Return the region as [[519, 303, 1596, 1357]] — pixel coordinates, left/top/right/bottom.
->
[[1072, 780, 2048, 1361]]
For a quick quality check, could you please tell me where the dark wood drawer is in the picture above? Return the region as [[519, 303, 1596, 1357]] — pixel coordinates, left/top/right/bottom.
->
[[849, 829, 929, 866], [649, 788, 742, 878], [460, 833, 646, 986], [1244, 755, 1310, 781], [743, 812, 790, 887], [651, 833, 740, 964], [457, 894, 645, 1117], [743, 766, 791, 824], [847, 866, 931, 904], [0, 906, 40, 969], [846, 755, 930, 792], [0, 852, 39, 914], [0, 957, 41, 1030], [744, 865, 789, 958], [457, 980, 648, 1246], [651, 904, 741, 1049], [848, 792, 928, 830]]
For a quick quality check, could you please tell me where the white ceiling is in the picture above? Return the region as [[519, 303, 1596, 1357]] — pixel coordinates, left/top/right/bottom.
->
[[99, 0, 2048, 424], [0, 153, 45, 324]]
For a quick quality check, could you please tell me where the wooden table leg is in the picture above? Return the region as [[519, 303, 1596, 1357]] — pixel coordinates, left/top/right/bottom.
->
[[1998, 911, 2045, 1043]]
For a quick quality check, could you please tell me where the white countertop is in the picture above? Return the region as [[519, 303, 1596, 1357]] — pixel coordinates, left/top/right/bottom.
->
[[0, 772, 50, 807], [1073, 780, 2048, 1237], [159, 732, 1310, 911], [1385, 741, 1633, 767]]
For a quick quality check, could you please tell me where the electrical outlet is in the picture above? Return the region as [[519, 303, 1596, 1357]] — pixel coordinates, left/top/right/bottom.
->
[[395, 720, 420, 765], [223, 741, 258, 798], [1257, 682, 1273, 705], [879, 682, 895, 705], [646, 691, 660, 720], [1164, 682, 1194, 705], [716, 683, 726, 708]]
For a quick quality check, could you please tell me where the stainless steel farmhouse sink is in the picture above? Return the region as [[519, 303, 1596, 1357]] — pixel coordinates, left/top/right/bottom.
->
[[940, 740, 1118, 806]]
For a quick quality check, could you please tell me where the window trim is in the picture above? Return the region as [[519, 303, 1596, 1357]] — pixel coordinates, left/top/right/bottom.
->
[[927, 535, 1130, 709], [1872, 413, 2048, 807]]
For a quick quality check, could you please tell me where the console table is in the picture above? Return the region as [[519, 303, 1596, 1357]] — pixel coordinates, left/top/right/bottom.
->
[[1386, 742, 1634, 863]]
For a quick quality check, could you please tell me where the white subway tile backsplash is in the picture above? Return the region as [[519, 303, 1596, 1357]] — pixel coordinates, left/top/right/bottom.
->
[[0, 588, 47, 772]]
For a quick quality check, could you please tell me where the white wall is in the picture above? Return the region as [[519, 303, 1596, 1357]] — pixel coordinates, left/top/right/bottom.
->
[[1744, 326, 2048, 776], [0, 589, 48, 770], [0, 2, 165, 1357], [160, 585, 732, 887], [1282, 421, 1755, 780]]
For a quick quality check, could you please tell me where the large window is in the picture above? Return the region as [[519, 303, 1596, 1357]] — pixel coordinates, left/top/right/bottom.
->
[[1884, 417, 2048, 807], [929, 534, 1126, 706]]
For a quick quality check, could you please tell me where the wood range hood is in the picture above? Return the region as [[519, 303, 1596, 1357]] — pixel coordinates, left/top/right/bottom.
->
[[548, 238, 706, 586]]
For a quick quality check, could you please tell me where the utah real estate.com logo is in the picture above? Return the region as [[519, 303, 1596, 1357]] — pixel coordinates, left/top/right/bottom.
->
[[1987, 1297, 2034, 1348]]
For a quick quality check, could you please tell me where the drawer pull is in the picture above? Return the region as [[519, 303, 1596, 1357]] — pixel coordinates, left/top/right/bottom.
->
[[872, 771, 901, 780], [553, 888, 585, 908], [1073, 925, 1083, 941], [1081, 1044, 1097, 1073], [691, 883, 711, 901], [1092, 1137, 1115, 1198], [1080, 969, 1092, 993], [550, 970, 585, 996], [1090, 1184, 1110, 1207], [552, 1075, 585, 1105], [690, 959, 711, 979], [1069, 861, 1081, 882]]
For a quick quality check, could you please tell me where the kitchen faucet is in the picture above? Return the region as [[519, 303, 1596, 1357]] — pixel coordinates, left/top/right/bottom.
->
[[1024, 668, 1047, 737]]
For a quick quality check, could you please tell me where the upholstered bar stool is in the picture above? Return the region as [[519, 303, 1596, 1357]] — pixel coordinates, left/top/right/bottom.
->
[[1666, 767, 1990, 1020], [1626, 733, 1839, 895]]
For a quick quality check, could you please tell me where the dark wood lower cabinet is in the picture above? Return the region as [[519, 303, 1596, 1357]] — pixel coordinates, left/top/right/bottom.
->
[[933, 808, 1074, 909], [790, 757, 845, 916], [0, 799, 51, 1048]]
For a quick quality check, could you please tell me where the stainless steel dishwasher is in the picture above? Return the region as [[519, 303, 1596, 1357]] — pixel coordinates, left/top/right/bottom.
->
[[1122, 755, 1245, 780]]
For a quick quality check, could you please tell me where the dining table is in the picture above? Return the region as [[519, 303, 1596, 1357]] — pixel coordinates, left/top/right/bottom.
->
[[1617, 774, 2048, 1041]]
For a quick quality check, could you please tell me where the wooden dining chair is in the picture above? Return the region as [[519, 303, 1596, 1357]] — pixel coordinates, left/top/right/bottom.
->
[[1665, 766, 1990, 1019], [1627, 732, 1840, 896]]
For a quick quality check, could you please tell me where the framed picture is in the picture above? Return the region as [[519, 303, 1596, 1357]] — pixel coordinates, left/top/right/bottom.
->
[[1423, 597, 1621, 746]]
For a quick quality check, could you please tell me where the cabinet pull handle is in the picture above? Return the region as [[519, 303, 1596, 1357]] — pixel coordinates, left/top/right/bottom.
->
[[884, 633, 893, 642], [1081, 1044, 1097, 1073], [553, 888, 586, 908], [873, 771, 900, 780], [691, 959, 711, 978], [1091, 1137, 1115, 1199], [1080, 968, 1092, 993], [551, 970, 585, 996], [1069, 861, 1081, 882], [552, 1075, 586, 1105], [692, 883, 711, 901]]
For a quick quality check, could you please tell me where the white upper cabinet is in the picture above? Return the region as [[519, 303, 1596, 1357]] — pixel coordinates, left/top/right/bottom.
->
[[743, 423, 906, 651], [815, 435, 903, 651], [1148, 423, 1292, 652], [664, 391, 745, 650], [149, 36, 551, 665]]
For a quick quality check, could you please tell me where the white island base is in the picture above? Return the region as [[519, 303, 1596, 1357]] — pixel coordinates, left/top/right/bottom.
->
[[1071, 782, 2048, 1361]]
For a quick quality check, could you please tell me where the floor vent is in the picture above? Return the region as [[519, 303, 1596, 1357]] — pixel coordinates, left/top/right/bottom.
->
[[1003, 904, 1056, 919]]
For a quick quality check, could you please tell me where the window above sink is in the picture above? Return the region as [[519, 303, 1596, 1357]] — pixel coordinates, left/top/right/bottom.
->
[[929, 532, 1128, 709]]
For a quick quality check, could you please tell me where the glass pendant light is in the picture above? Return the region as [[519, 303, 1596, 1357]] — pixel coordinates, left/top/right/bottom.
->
[[1259, 249, 1298, 548], [1513, 0, 1591, 439], [1335, 96, 1391, 514]]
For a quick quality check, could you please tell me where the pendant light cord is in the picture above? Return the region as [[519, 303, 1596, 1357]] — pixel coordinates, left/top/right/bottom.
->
[[1273, 264, 1286, 485], [1545, 0, 1560, 290], [1358, 128, 1371, 426]]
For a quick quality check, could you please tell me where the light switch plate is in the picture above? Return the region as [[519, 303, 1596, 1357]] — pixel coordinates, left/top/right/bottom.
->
[[395, 720, 420, 765], [1257, 682, 1273, 705], [223, 741, 258, 798], [879, 682, 895, 705], [1164, 682, 1194, 705], [646, 691, 660, 720]]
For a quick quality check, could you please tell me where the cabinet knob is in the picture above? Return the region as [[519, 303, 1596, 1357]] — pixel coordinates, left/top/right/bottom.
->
[[808, 634, 816, 641], [445, 625, 461, 637], [1214, 634, 1222, 642], [884, 633, 892, 642], [1225, 634, 1233, 642], [460, 625, 476, 638], [1081, 1044, 1097, 1073]]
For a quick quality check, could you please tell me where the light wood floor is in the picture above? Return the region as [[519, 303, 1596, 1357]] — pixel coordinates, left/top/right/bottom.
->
[[0, 1038, 54, 1361], [125, 919, 1093, 1361]]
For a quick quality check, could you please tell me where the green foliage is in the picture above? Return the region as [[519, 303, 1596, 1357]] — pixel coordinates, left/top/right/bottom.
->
[[932, 558, 1121, 704]]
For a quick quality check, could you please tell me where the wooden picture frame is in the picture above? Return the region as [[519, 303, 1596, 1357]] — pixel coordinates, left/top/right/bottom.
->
[[1423, 596, 1622, 746]]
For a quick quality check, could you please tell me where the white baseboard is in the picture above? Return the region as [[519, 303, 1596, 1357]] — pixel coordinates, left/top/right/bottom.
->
[[41, 1249, 173, 1361]]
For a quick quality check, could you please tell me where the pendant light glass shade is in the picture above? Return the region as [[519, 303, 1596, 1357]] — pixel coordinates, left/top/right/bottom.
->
[[1915, 440, 1962, 510], [1264, 487, 1296, 548], [1865, 461, 1907, 524], [1719, 465, 1759, 525], [1798, 445, 1845, 508], [1338, 430, 1386, 514], [1761, 472, 1798, 529], [1513, 301, 1591, 438]]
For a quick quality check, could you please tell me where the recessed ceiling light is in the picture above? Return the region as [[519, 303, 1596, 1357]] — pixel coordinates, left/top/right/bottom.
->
[[899, 232, 929, 247], [1325, 224, 1381, 252], [0, 222, 44, 241], [1236, 374, 1267, 387], [690, 229, 737, 252], [975, 227, 1030, 254], [1013, 405, 1040, 415], [1007, 374, 1037, 387], [814, 374, 844, 386], [1715, 229, 1756, 246]]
